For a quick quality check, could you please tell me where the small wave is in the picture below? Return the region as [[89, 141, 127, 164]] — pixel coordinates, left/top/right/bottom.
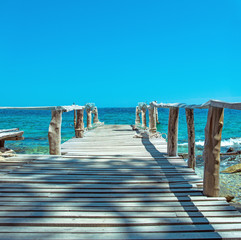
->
[[178, 138, 241, 148], [196, 140, 205, 146], [178, 143, 188, 147], [221, 138, 241, 147]]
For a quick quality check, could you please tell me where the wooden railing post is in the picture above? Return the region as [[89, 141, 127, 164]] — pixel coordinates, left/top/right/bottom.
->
[[148, 105, 157, 134], [75, 109, 85, 138], [141, 108, 147, 129], [93, 107, 99, 124], [0, 140, 5, 148], [156, 107, 160, 124], [167, 107, 179, 156], [203, 106, 224, 197], [48, 110, 62, 155], [74, 110, 77, 128], [185, 108, 196, 169], [135, 107, 141, 126], [86, 109, 92, 129]]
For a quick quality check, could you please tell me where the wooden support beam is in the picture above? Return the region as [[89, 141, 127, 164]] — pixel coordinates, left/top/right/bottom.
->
[[135, 107, 141, 126], [3, 136, 24, 141], [86, 109, 92, 129], [203, 106, 224, 197], [75, 109, 85, 138], [156, 107, 160, 124], [148, 106, 157, 134], [141, 108, 147, 129], [185, 108, 196, 169], [167, 107, 179, 156], [93, 107, 99, 124], [74, 110, 77, 128], [48, 110, 62, 155], [0, 140, 5, 148]]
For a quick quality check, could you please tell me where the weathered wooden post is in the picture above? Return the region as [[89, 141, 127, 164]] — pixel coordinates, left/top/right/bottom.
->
[[156, 107, 160, 124], [75, 109, 85, 138], [148, 104, 157, 134], [167, 107, 179, 156], [48, 110, 62, 155], [203, 106, 224, 197], [185, 108, 196, 169], [141, 108, 147, 129], [93, 107, 99, 124], [0, 140, 5, 148], [86, 108, 92, 129], [135, 107, 141, 126], [74, 110, 77, 128]]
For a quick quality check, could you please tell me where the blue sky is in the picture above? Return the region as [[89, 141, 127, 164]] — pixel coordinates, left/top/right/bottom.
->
[[1, 0, 241, 107]]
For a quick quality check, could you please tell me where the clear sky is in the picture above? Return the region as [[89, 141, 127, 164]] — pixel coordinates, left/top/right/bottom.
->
[[1, 0, 241, 107]]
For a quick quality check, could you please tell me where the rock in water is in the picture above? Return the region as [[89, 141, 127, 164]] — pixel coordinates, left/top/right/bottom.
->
[[222, 163, 241, 173], [225, 195, 235, 202], [0, 148, 16, 158], [227, 147, 234, 153]]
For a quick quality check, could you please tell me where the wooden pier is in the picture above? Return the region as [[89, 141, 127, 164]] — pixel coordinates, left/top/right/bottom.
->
[[0, 124, 241, 239]]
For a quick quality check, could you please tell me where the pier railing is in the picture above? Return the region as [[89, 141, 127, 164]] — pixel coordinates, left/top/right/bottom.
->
[[0, 104, 101, 155], [135, 100, 241, 197]]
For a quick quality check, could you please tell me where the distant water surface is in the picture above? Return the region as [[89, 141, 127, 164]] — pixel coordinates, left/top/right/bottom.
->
[[1, 108, 241, 156]]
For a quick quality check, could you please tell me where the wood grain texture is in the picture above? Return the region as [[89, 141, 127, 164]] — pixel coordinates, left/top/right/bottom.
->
[[203, 106, 224, 197], [75, 109, 84, 138], [86, 109, 92, 129], [135, 106, 141, 126], [141, 109, 147, 129], [167, 107, 179, 156], [148, 105, 157, 134], [185, 108, 196, 169], [93, 107, 99, 123], [48, 110, 62, 155]]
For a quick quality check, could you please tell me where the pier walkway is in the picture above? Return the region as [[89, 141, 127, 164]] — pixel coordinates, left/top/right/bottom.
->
[[0, 125, 241, 239]]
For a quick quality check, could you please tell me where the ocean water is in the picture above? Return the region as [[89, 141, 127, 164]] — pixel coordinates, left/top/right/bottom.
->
[[1, 108, 241, 156]]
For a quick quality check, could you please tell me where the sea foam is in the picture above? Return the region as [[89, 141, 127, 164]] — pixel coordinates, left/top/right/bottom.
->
[[179, 138, 241, 148]]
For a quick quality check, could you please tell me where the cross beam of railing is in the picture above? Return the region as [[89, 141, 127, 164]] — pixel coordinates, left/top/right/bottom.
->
[[151, 99, 241, 110], [0, 105, 85, 112]]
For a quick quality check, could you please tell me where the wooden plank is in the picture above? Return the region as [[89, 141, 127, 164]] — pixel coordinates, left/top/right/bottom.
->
[[0, 192, 204, 197], [0, 210, 240, 218], [0, 182, 200, 188], [0, 205, 235, 212], [3, 231, 241, 240], [0, 216, 239, 225], [8, 171, 196, 177], [0, 128, 19, 133], [0, 196, 221, 202], [0, 188, 202, 194], [4, 174, 202, 180], [0, 232, 240, 240], [0, 223, 240, 233], [0, 131, 24, 141], [0, 178, 203, 184], [0, 201, 229, 207], [9, 168, 195, 173]]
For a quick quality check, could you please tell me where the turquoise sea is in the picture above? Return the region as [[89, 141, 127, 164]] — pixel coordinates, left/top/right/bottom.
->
[[1, 108, 241, 168]]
